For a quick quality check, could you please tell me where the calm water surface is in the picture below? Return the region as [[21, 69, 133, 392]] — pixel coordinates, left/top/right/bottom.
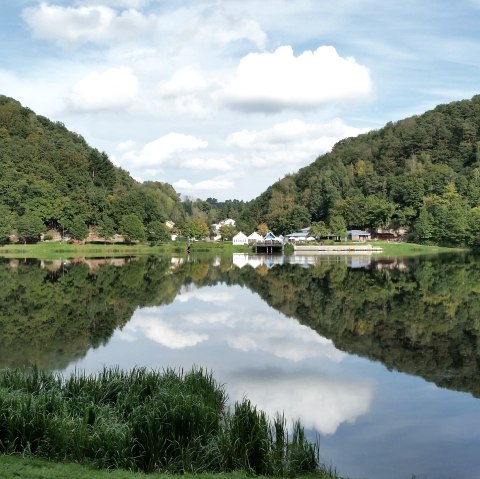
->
[[1, 253, 480, 479]]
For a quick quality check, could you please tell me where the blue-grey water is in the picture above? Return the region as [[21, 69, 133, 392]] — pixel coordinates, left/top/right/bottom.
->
[[2, 253, 480, 479]]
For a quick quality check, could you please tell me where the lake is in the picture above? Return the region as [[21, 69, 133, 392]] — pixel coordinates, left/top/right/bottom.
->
[[1, 252, 480, 479]]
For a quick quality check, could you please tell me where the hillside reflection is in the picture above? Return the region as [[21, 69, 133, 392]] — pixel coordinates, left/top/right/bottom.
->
[[1, 253, 479, 398]]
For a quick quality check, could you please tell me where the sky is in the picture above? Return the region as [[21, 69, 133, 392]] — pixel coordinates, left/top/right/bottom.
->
[[1, 1, 480, 201]]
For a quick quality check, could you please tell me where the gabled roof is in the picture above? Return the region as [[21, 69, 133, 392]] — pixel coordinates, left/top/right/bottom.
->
[[264, 232, 276, 239], [233, 231, 248, 239], [248, 231, 263, 239]]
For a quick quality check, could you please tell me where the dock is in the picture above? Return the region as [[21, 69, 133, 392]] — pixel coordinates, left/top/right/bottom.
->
[[255, 240, 284, 254], [293, 244, 383, 254]]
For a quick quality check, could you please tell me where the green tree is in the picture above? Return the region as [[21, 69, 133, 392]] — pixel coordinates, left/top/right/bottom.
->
[[328, 215, 347, 238], [256, 223, 270, 236], [96, 215, 116, 242], [16, 213, 46, 243], [0, 205, 13, 243], [219, 224, 237, 241], [181, 218, 210, 240], [308, 221, 329, 239], [119, 214, 146, 244], [147, 221, 170, 244], [66, 216, 88, 241]]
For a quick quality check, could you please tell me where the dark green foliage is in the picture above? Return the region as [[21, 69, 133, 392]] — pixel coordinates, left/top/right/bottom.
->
[[238, 95, 480, 245], [0, 95, 184, 242], [119, 214, 146, 243], [15, 212, 46, 243], [0, 367, 320, 476], [147, 220, 171, 244]]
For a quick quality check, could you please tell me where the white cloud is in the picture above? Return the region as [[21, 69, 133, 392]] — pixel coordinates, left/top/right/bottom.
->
[[118, 309, 209, 349], [22, 3, 154, 47], [183, 157, 234, 172], [157, 66, 221, 117], [162, 67, 214, 97], [112, 132, 208, 171], [227, 371, 373, 434], [226, 118, 370, 169], [227, 313, 345, 363], [194, 6, 266, 48], [177, 290, 236, 305], [68, 66, 139, 111], [226, 45, 372, 112], [75, 0, 150, 7], [173, 177, 234, 192]]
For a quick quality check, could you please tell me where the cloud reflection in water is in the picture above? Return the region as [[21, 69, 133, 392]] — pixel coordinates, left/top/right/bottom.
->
[[117, 284, 374, 434]]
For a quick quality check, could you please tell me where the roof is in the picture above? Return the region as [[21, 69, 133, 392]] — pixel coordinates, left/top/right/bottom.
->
[[347, 230, 370, 236], [248, 232, 263, 239], [264, 232, 276, 239], [233, 231, 248, 239], [286, 231, 308, 238]]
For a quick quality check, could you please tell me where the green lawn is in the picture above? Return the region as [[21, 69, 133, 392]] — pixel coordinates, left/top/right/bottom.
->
[[368, 241, 465, 256], [0, 241, 250, 259], [0, 239, 464, 260], [0, 455, 341, 479]]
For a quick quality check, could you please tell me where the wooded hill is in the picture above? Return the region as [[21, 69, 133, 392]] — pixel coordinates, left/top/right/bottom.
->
[[239, 95, 480, 246], [0, 95, 185, 243]]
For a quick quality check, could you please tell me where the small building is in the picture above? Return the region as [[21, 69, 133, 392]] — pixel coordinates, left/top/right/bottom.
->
[[212, 218, 236, 241], [264, 232, 276, 240], [232, 231, 248, 245], [285, 228, 319, 242], [247, 231, 263, 244], [347, 230, 371, 241]]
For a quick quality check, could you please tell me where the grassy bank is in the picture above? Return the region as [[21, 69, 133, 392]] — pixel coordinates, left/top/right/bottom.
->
[[0, 367, 329, 477], [0, 241, 250, 259], [368, 241, 466, 256], [0, 455, 340, 479], [0, 239, 463, 260]]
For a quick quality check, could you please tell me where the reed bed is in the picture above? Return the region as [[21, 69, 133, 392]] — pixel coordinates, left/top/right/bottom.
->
[[0, 367, 320, 476]]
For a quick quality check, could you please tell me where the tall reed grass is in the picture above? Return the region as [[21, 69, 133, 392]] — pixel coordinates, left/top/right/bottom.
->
[[0, 367, 320, 476]]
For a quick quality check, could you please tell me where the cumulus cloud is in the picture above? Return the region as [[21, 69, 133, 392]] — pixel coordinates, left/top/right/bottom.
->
[[173, 178, 234, 192], [194, 6, 266, 48], [226, 313, 345, 363], [177, 290, 236, 305], [75, 0, 150, 7], [227, 370, 373, 434], [118, 309, 209, 349], [68, 66, 139, 111], [157, 66, 221, 117], [226, 45, 372, 112], [226, 118, 370, 169], [112, 132, 208, 171], [22, 3, 154, 47]]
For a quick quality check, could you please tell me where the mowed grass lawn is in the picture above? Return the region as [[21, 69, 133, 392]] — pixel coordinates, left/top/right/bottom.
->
[[0, 455, 340, 479]]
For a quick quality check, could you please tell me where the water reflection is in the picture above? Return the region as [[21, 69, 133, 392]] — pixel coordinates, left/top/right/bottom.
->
[[2, 253, 480, 478]]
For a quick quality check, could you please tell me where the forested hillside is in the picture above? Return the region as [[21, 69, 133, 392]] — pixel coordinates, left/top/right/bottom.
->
[[0, 95, 185, 243], [240, 95, 480, 246]]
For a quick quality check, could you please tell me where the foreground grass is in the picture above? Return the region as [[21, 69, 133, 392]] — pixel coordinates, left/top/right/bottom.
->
[[0, 455, 340, 479], [0, 367, 324, 477]]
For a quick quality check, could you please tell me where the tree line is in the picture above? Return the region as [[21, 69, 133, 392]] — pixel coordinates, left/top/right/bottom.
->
[[0, 95, 187, 244], [225, 95, 480, 246], [3, 94, 480, 246]]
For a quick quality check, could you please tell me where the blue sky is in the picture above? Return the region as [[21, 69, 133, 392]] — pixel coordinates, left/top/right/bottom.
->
[[1, 0, 479, 201]]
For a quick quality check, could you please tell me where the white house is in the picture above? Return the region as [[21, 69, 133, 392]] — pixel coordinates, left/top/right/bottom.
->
[[211, 218, 236, 241], [247, 231, 263, 244], [232, 231, 248, 245]]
